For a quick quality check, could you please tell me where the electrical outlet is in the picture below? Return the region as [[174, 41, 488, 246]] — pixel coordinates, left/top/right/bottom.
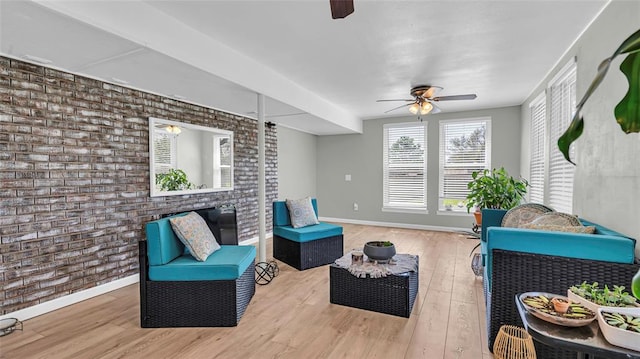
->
[[353, 203, 358, 211]]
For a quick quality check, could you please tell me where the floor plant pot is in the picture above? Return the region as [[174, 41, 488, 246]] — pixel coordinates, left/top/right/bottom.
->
[[363, 241, 396, 261]]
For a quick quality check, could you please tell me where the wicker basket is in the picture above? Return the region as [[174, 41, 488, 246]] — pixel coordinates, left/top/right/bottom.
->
[[493, 325, 536, 359]]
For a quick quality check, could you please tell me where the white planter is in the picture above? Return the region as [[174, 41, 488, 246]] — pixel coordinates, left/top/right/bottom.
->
[[597, 307, 640, 352], [567, 290, 640, 313]]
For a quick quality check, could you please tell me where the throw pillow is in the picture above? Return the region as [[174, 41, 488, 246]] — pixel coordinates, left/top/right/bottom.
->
[[169, 212, 221, 261], [521, 224, 596, 234], [529, 212, 582, 227], [285, 197, 319, 229], [501, 203, 555, 228]]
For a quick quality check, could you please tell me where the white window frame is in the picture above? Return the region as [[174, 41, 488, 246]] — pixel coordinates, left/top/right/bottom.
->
[[438, 117, 492, 213], [547, 58, 576, 214], [529, 92, 546, 204], [382, 122, 428, 214]]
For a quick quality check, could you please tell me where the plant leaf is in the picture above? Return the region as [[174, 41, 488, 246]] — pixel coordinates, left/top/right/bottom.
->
[[614, 28, 640, 56], [615, 52, 640, 133], [557, 113, 584, 165]]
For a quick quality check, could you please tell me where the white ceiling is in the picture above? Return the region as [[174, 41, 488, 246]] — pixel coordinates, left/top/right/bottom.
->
[[1, 0, 607, 135]]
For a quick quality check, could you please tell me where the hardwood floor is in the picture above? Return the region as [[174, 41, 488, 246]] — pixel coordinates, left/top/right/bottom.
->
[[0, 224, 493, 359]]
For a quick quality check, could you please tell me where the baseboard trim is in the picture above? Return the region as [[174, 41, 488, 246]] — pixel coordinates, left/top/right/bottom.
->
[[0, 274, 139, 322], [318, 216, 470, 234]]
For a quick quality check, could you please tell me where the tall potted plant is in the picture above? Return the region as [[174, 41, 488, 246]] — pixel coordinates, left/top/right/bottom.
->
[[465, 167, 529, 225]]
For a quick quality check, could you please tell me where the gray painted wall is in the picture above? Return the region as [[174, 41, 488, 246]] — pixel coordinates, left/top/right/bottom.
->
[[276, 125, 317, 200], [316, 106, 522, 229], [520, 1, 640, 258]]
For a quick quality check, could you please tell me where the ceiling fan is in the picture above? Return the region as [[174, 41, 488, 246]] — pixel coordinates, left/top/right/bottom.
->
[[377, 85, 477, 115], [330, 0, 354, 19]]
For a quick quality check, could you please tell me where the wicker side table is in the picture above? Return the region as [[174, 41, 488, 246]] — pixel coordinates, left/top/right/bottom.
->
[[329, 255, 419, 318]]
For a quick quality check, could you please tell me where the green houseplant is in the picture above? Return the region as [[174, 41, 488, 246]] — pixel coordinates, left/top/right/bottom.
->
[[465, 167, 529, 219], [155, 169, 194, 191]]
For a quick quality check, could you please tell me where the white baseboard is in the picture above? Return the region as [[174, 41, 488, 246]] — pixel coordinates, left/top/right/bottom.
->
[[0, 274, 139, 322], [318, 216, 471, 234], [239, 231, 272, 245]]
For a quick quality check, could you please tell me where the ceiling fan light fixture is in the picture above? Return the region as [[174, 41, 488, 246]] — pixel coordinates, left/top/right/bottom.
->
[[166, 125, 181, 134], [409, 102, 420, 115], [420, 101, 433, 115]]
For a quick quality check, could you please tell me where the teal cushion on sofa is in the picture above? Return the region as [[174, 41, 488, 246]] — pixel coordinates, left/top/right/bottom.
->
[[273, 222, 342, 242], [148, 245, 256, 281], [145, 213, 188, 266], [485, 226, 636, 292]]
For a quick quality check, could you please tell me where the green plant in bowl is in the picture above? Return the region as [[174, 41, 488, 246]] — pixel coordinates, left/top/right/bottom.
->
[[568, 282, 638, 311]]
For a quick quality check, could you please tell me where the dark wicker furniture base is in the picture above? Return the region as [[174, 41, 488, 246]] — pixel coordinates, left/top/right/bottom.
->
[[329, 256, 419, 318], [273, 234, 343, 270], [139, 240, 255, 327], [489, 249, 639, 359]]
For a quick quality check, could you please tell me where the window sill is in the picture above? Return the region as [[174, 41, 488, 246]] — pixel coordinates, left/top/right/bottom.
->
[[437, 210, 473, 216], [382, 207, 428, 215]]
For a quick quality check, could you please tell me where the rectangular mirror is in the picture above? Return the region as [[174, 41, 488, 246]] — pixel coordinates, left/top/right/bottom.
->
[[149, 117, 233, 197]]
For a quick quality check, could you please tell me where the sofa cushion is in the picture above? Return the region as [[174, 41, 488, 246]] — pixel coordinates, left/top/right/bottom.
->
[[286, 197, 320, 228], [273, 222, 343, 242], [149, 245, 256, 281], [169, 211, 221, 261], [145, 213, 188, 266]]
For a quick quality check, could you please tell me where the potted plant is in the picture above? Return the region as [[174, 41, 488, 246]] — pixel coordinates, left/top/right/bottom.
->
[[465, 167, 529, 225], [597, 307, 640, 352], [363, 241, 396, 261], [155, 168, 195, 191], [568, 281, 639, 312]]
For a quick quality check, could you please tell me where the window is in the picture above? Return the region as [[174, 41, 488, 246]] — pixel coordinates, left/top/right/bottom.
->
[[153, 129, 177, 175], [548, 59, 576, 213], [529, 93, 546, 204], [383, 122, 427, 212], [438, 118, 491, 212]]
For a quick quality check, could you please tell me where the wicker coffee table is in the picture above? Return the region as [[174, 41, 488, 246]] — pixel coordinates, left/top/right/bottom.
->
[[329, 255, 419, 318]]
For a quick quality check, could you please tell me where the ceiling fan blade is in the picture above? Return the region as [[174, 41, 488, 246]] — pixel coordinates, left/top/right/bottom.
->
[[384, 103, 413, 114], [376, 99, 414, 102], [432, 94, 477, 101], [423, 86, 443, 99], [330, 0, 354, 19]]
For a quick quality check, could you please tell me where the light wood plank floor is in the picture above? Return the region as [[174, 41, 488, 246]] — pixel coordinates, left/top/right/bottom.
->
[[0, 224, 492, 359]]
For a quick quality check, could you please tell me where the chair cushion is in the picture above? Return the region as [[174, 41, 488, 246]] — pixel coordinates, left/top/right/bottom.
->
[[273, 222, 343, 242], [169, 211, 221, 261], [145, 213, 188, 266], [149, 245, 256, 281], [273, 199, 318, 227]]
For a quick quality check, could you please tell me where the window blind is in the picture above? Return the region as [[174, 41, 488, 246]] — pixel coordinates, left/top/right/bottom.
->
[[529, 94, 546, 204], [153, 130, 177, 174], [548, 61, 576, 213], [383, 123, 427, 211], [438, 119, 491, 211]]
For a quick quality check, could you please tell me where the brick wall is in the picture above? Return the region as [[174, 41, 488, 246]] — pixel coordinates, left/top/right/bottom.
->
[[0, 56, 278, 315]]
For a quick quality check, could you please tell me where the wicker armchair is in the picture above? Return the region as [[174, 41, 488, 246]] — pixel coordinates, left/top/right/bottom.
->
[[272, 199, 343, 270], [489, 249, 639, 358], [139, 240, 255, 327]]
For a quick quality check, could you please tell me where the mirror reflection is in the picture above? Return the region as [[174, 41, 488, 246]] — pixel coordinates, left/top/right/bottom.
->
[[149, 117, 233, 197]]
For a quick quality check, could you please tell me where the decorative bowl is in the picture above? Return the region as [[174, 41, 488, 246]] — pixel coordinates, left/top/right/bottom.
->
[[363, 241, 396, 261], [597, 307, 640, 352], [519, 292, 596, 327]]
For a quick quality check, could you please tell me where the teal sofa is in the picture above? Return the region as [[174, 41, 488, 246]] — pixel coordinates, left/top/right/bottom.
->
[[481, 208, 639, 358], [139, 213, 256, 327], [272, 199, 343, 270]]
